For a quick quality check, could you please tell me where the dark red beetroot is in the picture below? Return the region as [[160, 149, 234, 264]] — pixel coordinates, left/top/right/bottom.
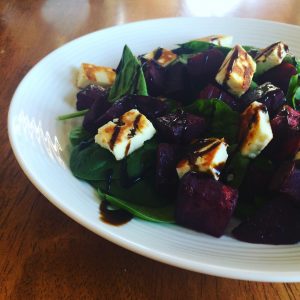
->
[[257, 62, 297, 94], [239, 157, 274, 201], [269, 161, 300, 205], [187, 49, 224, 86], [156, 111, 206, 144], [232, 196, 300, 244], [164, 62, 189, 102], [264, 105, 300, 161], [240, 82, 286, 117], [76, 84, 109, 111], [83, 95, 168, 133], [198, 84, 240, 111], [155, 143, 181, 198], [142, 60, 166, 97], [176, 172, 238, 237]]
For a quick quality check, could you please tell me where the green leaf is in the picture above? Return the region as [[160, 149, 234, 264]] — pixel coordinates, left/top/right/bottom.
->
[[70, 138, 157, 181], [70, 143, 121, 181], [108, 45, 148, 102], [286, 74, 300, 109], [177, 41, 231, 56], [69, 126, 93, 146], [97, 189, 175, 223], [224, 151, 250, 188], [57, 109, 88, 121], [185, 99, 240, 144]]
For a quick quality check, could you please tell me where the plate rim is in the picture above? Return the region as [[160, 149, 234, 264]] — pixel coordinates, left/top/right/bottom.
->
[[7, 16, 300, 282]]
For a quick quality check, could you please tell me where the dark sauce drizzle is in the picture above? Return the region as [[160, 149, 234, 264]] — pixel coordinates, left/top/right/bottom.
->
[[100, 200, 133, 226], [223, 47, 239, 87]]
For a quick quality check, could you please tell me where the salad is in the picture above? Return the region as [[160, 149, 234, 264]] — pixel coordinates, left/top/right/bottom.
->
[[59, 34, 300, 245]]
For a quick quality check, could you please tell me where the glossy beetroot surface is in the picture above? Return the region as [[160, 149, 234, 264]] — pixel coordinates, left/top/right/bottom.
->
[[176, 172, 238, 237], [241, 82, 286, 117], [257, 62, 297, 94], [156, 111, 206, 143], [265, 105, 300, 161]]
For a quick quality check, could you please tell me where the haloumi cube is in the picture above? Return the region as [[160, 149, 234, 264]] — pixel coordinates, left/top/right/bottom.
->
[[95, 109, 156, 161], [77, 63, 116, 89], [239, 101, 273, 158], [176, 138, 228, 180], [194, 34, 233, 47], [215, 45, 256, 97], [295, 151, 300, 161], [143, 48, 177, 67], [255, 41, 288, 75]]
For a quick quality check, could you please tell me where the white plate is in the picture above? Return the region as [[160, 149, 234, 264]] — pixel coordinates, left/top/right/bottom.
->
[[8, 17, 300, 282]]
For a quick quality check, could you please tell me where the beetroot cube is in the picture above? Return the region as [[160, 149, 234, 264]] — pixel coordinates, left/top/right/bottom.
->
[[156, 111, 206, 144], [257, 62, 297, 94], [176, 172, 238, 237], [187, 49, 225, 84], [232, 196, 300, 245], [155, 143, 181, 198], [269, 161, 300, 205], [265, 105, 300, 161], [198, 84, 240, 111], [76, 84, 108, 111], [240, 82, 286, 117], [143, 60, 166, 97]]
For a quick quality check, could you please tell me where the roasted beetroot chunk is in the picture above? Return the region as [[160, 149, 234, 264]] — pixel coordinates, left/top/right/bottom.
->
[[76, 84, 108, 111], [241, 82, 286, 117], [257, 62, 297, 94], [176, 172, 238, 237], [198, 84, 240, 111], [155, 143, 181, 198], [232, 196, 300, 245], [164, 62, 189, 102], [83, 95, 168, 133], [187, 49, 225, 89], [83, 96, 132, 133], [269, 161, 300, 205], [264, 105, 300, 161], [142, 60, 166, 96], [156, 111, 206, 144]]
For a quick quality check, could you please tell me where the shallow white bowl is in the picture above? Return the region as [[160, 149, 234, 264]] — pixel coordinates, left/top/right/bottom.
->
[[8, 17, 300, 282]]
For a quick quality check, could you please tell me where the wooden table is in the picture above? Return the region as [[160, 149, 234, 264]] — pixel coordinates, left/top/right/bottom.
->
[[1, 0, 300, 299]]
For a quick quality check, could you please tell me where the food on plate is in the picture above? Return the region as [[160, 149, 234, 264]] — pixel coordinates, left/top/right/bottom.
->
[[215, 45, 256, 97], [59, 34, 300, 245], [77, 63, 116, 88]]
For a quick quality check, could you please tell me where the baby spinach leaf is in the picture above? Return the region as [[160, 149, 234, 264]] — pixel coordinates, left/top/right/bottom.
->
[[286, 74, 300, 110], [97, 189, 175, 223], [176, 41, 231, 56], [108, 45, 148, 102], [70, 143, 120, 181], [57, 109, 88, 121], [69, 126, 93, 146], [185, 99, 240, 144], [70, 138, 157, 182], [223, 147, 250, 188], [126, 137, 157, 178]]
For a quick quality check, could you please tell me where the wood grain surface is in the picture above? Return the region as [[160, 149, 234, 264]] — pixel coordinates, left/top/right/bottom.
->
[[1, 0, 300, 299]]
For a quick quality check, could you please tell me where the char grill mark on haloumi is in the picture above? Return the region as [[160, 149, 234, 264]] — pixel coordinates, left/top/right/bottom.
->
[[215, 45, 256, 97]]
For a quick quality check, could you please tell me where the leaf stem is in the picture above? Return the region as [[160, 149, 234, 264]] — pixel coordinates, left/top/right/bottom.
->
[[57, 109, 88, 121]]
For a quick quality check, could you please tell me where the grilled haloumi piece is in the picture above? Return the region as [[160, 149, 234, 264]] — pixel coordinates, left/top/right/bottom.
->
[[194, 34, 233, 47], [255, 41, 288, 75], [143, 48, 177, 67], [215, 45, 256, 97], [77, 63, 116, 89], [176, 138, 228, 180], [239, 101, 273, 158], [95, 109, 156, 161]]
